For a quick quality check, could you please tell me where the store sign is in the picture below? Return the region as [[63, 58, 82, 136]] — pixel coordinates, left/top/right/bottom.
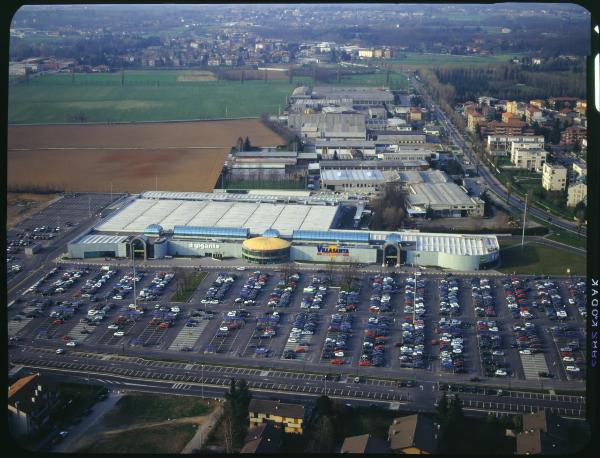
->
[[317, 244, 350, 256], [190, 242, 220, 250]]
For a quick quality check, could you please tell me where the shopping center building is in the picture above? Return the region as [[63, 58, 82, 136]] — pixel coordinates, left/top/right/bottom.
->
[[67, 191, 500, 270]]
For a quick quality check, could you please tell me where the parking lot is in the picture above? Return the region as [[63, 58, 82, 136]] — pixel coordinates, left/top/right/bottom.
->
[[7, 260, 587, 385], [7, 193, 120, 284]]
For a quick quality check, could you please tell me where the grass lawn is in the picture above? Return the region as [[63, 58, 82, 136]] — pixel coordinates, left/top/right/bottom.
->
[[546, 228, 587, 250], [101, 393, 212, 428], [388, 52, 523, 67], [9, 69, 406, 124], [171, 271, 207, 302], [80, 423, 197, 454], [498, 240, 586, 275]]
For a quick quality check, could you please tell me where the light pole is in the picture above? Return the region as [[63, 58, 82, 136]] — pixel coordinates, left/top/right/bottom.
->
[[129, 241, 137, 310], [201, 364, 204, 399]]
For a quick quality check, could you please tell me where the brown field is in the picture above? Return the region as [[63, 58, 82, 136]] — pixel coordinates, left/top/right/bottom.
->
[[176, 71, 217, 82], [6, 193, 61, 228], [7, 120, 283, 193]]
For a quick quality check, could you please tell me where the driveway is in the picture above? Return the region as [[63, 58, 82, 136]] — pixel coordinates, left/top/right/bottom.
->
[[52, 391, 122, 452]]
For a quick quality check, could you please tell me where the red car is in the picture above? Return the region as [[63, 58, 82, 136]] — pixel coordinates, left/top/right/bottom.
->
[[358, 360, 371, 366], [330, 359, 344, 365]]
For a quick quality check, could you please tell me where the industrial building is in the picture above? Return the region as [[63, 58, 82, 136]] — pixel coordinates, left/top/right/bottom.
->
[[289, 85, 394, 107], [398, 171, 485, 217], [287, 112, 366, 140], [320, 169, 396, 194], [67, 191, 499, 270]]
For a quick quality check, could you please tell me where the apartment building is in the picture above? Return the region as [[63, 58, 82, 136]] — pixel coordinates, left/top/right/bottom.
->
[[560, 126, 586, 146], [510, 143, 547, 171], [486, 135, 544, 156], [567, 182, 587, 207], [542, 163, 567, 191]]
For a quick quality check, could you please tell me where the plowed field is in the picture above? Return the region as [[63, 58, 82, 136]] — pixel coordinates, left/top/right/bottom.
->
[[7, 120, 283, 193]]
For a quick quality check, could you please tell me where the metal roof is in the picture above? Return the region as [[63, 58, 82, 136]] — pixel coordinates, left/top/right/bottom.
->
[[144, 224, 163, 234], [173, 226, 249, 238], [77, 234, 129, 244], [398, 170, 449, 185], [293, 230, 370, 244], [369, 231, 499, 256], [320, 169, 386, 183], [407, 182, 476, 208], [96, 196, 339, 237]]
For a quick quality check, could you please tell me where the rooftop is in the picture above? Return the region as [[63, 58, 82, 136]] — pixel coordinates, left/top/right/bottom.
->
[[408, 182, 477, 208], [398, 170, 449, 184], [249, 399, 305, 419], [388, 414, 438, 453], [96, 196, 339, 237], [320, 169, 386, 183], [340, 434, 390, 454]]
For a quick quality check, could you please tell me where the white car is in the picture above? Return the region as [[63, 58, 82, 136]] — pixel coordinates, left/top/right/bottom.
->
[[562, 356, 575, 362], [236, 267, 246, 271], [227, 311, 237, 317], [66, 341, 77, 347], [519, 349, 531, 355], [493, 350, 505, 356], [56, 348, 65, 354], [568, 298, 575, 305], [565, 366, 580, 372], [334, 351, 344, 357], [113, 331, 125, 337], [219, 326, 229, 332], [495, 369, 507, 377], [108, 324, 119, 330], [288, 337, 298, 343], [556, 310, 567, 318]]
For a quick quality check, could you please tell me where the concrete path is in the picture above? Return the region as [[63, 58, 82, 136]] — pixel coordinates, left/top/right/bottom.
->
[[180, 402, 224, 454], [53, 391, 122, 452]]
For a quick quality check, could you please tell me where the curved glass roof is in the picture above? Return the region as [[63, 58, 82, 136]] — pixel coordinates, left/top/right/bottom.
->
[[292, 230, 369, 244], [144, 224, 163, 234], [385, 233, 401, 243], [262, 229, 280, 238], [173, 226, 249, 238]]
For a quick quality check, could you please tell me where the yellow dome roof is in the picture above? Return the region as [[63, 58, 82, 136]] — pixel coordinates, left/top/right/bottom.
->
[[242, 237, 291, 251]]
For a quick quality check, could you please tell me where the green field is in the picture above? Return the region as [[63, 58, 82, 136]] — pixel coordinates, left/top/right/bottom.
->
[[498, 240, 586, 275], [80, 423, 197, 454], [101, 393, 212, 428], [388, 52, 523, 67], [546, 228, 587, 250], [8, 69, 406, 124]]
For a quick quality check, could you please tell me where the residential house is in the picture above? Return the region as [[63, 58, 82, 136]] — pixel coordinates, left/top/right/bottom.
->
[[542, 163, 567, 191], [240, 423, 282, 454], [388, 414, 439, 454], [248, 399, 305, 434], [560, 127, 586, 146], [529, 99, 546, 109], [340, 434, 390, 453], [466, 110, 485, 133], [525, 106, 543, 124], [8, 373, 61, 437], [515, 411, 568, 454], [502, 111, 520, 123]]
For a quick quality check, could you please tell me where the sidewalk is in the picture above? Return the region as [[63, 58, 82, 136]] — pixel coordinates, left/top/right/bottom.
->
[[53, 391, 122, 453], [180, 402, 224, 454]]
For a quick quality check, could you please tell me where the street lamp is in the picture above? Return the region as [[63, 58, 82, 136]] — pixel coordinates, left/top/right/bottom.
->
[[128, 240, 137, 310]]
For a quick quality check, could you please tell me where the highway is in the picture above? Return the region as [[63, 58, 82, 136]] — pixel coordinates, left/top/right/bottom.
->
[[408, 75, 586, 237]]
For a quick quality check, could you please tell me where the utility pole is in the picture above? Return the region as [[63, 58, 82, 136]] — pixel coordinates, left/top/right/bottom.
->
[[521, 192, 528, 250]]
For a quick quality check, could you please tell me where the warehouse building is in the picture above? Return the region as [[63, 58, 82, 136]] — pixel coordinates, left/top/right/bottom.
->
[[287, 112, 367, 140], [289, 85, 394, 107], [398, 170, 485, 217], [320, 169, 397, 194], [67, 192, 499, 270]]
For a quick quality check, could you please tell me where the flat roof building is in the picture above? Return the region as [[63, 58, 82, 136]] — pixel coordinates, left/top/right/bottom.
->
[[68, 192, 500, 271], [288, 113, 366, 140], [320, 169, 394, 194], [542, 163, 567, 191]]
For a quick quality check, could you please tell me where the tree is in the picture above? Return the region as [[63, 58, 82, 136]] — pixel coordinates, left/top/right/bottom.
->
[[306, 415, 335, 453], [436, 392, 449, 425], [332, 150, 338, 160], [236, 137, 244, 152], [223, 378, 251, 451], [243, 136, 251, 151], [315, 395, 333, 416]]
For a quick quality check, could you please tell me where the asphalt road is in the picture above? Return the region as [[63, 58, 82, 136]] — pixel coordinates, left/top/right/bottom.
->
[[9, 344, 586, 419], [409, 75, 586, 237]]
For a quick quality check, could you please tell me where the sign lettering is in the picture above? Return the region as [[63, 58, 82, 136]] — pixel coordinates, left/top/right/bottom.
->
[[316, 245, 350, 256]]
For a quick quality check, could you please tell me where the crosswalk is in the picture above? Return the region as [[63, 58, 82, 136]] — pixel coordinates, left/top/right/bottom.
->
[[171, 383, 192, 390]]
